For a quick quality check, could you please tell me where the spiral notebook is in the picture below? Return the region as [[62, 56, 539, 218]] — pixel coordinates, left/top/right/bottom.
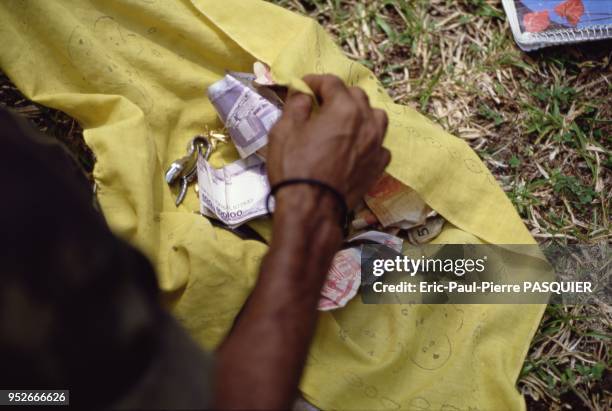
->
[[502, 0, 612, 50]]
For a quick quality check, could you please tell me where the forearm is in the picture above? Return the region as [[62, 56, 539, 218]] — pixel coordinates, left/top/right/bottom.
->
[[213, 186, 343, 409]]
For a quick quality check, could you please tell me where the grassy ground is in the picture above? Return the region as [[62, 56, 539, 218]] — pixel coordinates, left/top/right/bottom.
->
[[1, 0, 610, 409]]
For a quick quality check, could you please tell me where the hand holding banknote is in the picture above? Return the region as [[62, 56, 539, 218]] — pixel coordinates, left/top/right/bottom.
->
[[216, 75, 393, 409], [267, 74, 391, 210]]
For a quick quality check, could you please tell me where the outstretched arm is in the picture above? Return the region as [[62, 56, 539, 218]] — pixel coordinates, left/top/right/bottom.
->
[[213, 74, 390, 410]]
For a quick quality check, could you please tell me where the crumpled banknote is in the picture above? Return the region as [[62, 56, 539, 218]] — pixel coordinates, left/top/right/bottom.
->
[[163, 64, 281, 228], [407, 215, 445, 245], [364, 172, 430, 229], [318, 230, 403, 311], [196, 154, 270, 227], [208, 71, 281, 158], [351, 175, 446, 245]]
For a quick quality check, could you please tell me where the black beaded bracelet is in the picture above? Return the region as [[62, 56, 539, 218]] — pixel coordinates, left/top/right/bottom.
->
[[266, 178, 349, 235]]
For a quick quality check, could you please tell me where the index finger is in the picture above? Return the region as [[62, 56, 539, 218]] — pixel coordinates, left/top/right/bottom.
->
[[302, 74, 349, 104]]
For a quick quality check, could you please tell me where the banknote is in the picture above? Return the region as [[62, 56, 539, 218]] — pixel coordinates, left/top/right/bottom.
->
[[225, 70, 256, 84], [317, 296, 339, 311], [197, 154, 270, 227], [407, 216, 445, 245], [318, 230, 403, 311], [319, 247, 362, 311], [351, 206, 379, 230], [208, 73, 281, 158], [383, 227, 401, 236], [364, 173, 429, 229], [350, 230, 404, 252]]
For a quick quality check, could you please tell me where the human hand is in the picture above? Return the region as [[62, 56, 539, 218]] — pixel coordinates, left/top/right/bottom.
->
[[214, 77, 391, 410], [267, 74, 390, 210]]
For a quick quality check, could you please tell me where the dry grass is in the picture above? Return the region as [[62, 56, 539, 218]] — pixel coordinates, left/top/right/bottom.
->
[[1, 0, 610, 409]]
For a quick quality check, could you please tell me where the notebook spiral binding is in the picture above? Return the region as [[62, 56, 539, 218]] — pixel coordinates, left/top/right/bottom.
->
[[525, 24, 612, 44]]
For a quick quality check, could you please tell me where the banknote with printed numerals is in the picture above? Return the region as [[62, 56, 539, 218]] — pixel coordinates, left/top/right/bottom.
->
[[197, 154, 270, 228], [208, 74, 281, 158]]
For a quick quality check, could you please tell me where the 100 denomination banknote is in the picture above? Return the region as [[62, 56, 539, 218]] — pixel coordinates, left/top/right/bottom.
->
[[197, 154, 270, 227], [208, 74, 281, 158]]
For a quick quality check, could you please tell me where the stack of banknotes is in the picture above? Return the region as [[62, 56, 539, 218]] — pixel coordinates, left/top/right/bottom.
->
[[197, 66, 280, 227], [200, 63, 446, 310], [320, 174, 445, 310]]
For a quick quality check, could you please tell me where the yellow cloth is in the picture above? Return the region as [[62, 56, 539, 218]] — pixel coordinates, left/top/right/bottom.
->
[[0, 1, 546, 409]]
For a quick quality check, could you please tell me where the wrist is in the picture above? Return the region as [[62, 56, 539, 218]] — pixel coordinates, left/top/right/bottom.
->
[[270, 184, 343, 252], [259, 184, 343, 300], [274, 185, 342, 229]]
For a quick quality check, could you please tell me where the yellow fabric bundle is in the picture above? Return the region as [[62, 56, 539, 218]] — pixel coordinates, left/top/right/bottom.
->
[[0, 1, 545, 409]]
